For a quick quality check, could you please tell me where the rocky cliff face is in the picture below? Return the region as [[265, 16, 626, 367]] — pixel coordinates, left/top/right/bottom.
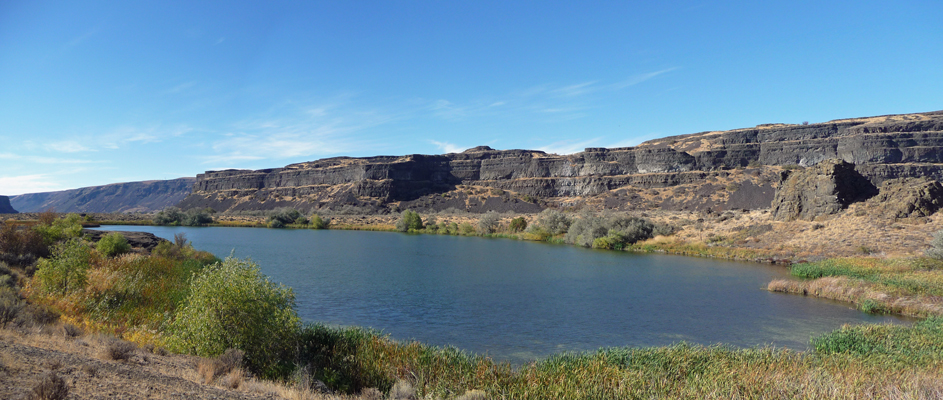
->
[[770, 160, 878, 221], [0, 196, 17, 214], [11, 178, 194, 213], [178, 110, 943, 214]]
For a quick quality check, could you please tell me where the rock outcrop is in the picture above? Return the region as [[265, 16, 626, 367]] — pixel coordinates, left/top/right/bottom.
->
[[11, 178, 194, 213], [0, 196, 17, 214], [82, 229, 168, 252], [179, 110, 943, 215], [868, 177, 943, 219], [770, 160, 878, 221]]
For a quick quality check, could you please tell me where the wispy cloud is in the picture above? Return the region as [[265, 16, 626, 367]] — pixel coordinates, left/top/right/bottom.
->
[[66, 28, 98, 48], [611, 68, 678, 90], [215, 37, 226, 45], [100, 125, 192, 149], [0, 152, 96, 165], [48, 140, 95, 153], [429, 140, 464, 154], [163, 81, 198, 94], [206, 99, 401, 165], [536, 138, 602, 155], [0, 174, 65, 196], [551, 81, 599, 97]]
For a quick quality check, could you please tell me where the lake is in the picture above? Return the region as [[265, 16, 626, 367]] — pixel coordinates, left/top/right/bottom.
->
[[93, 225, 909, 363]]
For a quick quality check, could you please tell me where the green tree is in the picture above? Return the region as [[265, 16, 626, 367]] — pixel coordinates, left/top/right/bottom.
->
[[34, 238, 92, 294], [395, 210, 423, 232], [33, 213, 83, 245], [96, 232, 131, 257], [168, 257, 300, 378], [508, 217, 527, 233]]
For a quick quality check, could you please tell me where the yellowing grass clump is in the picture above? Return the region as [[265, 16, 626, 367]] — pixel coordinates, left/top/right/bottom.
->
[[295, 323, 943, 399], [770, 257, 943, 317], [25, 239, 217, 344]]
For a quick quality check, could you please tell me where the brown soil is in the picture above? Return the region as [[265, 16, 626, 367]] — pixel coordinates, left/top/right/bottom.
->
[[0, 327, 280, 400]]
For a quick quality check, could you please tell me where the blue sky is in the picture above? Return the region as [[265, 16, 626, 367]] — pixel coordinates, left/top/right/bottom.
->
[[1, 1, 941, 195]]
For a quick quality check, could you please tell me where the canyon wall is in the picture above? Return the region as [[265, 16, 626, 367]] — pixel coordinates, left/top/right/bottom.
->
[[178, 111, 943, 214]]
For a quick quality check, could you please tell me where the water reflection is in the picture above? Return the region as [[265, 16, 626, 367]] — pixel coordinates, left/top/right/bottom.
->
[[95, 226, 911, 363]]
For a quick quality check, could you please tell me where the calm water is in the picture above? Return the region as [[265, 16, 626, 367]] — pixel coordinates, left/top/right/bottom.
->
[[95, 225, 909, 363]]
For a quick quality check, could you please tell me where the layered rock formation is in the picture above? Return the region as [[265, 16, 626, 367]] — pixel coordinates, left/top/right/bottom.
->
[[770, 160, 878, 221], [0, 196, 18, 214], [867, 177, 943, 219], [179, 111, 943, 215], [11, 178, 194, 213]]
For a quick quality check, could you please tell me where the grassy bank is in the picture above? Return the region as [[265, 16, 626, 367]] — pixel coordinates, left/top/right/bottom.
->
[[9, 213, 943, 398], [289, 320, 943, 399], [768, 257, 943, 318]]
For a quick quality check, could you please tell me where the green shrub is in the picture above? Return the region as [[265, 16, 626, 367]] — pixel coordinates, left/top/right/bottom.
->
[[96, 232, 131, 257], [268, 208, 307, 228], [395, 210, 423, 232], [509, 217, 527, 233], [566, 214, 656, 248], [534, 210, 571, 235], [309, 214, 330, 229], [34, 239, 92, 294], [33, 213, 83, 245], [168, 257, 300, 378], [927, 230, 943, 259], [154, 207, 214, 226], [458, 222, 474, 235], [477, 211, 500, 234], [0, 221, 49, 265], [564, 214, 610, 247]]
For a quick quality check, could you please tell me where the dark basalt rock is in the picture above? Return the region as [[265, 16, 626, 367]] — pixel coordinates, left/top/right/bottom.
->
[[0, 196, 17, 214], [82, 229, 168, 252], [868, 177, 943, 218], [167, 110, 943, 217], [770, 160, 878, 221]]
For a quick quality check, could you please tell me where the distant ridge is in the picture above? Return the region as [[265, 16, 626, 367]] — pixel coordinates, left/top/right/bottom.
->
[[11, 178, 194, 213]]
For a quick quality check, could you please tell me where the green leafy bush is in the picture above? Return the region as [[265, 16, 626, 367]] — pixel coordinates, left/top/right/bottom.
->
[[566, 214, 656, 248], [268, 208, 308, 228], [508, 217, 527, 233], [395, 210, 423, 232], [168, 257, 300, 378], [33, 213, 83, 245], [34, 239, 93, 294], [531, 209, 571, 235], [96, 232, 131, 257], [154, 207, 214, 226], [309, 214, 330, 229], [0, 221, 49, 265]]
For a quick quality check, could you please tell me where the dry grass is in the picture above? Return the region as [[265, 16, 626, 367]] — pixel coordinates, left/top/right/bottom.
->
[[197, 348, 244, 385], [26, 371, 69, 400], [768, 276, 943, 318], [99, 338, 137, 361]]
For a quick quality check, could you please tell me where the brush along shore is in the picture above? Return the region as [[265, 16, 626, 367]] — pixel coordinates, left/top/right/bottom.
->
[[4, 212, 943, 399]]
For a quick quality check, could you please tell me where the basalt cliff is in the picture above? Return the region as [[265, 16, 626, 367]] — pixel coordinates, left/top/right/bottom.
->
[[178, 110, 943, 216]]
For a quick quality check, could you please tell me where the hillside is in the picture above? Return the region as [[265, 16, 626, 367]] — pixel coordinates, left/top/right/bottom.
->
[[10, 178, 194, 214], [178, 110, 943, 214]]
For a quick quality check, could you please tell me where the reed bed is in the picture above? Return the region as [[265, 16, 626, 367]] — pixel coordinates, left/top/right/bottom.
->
[[768, 257, 943, 317], [293, 323, 943, 400]]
